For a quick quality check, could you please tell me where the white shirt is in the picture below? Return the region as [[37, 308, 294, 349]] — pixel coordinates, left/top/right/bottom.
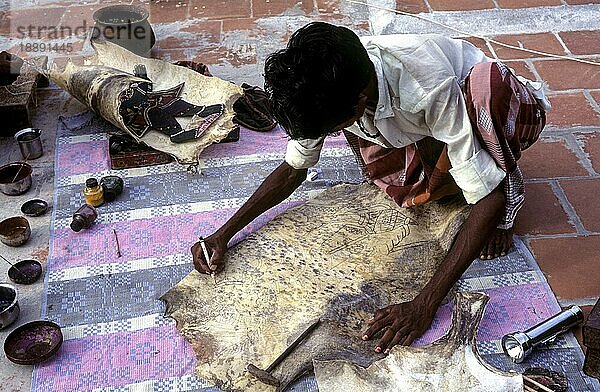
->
[[285, 34, 522, 204]]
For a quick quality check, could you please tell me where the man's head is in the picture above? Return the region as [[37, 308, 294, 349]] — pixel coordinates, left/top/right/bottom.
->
[[264, 22, 374, 140]]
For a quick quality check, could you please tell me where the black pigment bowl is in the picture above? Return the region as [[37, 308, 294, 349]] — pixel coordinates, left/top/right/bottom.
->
[[0, 162, 32, 196], [0, 283, 19, 330], [8, 259, 43, 284], [21, 199, 49, 217], [4, 320, 63, 365]]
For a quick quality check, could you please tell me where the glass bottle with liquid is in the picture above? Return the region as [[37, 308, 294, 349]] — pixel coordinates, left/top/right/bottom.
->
[[100, 175, 124, 202], [84, 178, 104, 207], [70, 204, 98, 232]]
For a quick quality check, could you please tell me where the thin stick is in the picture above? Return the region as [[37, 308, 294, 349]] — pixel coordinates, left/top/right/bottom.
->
[[11, 150, 31, 183], [198, 236, 217, 285], [113, 229, 122, 258], [0, 254, 27, 277], [523, 375, 554, 392], [523, 385, 536, 392]]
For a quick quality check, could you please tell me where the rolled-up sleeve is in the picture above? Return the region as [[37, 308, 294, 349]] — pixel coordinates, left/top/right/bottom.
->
[[448, 148, 506, 203], [422, 77, 506, 204], [284, 137, 325, 170]]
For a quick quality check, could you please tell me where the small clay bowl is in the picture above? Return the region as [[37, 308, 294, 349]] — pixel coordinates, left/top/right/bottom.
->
[[21, 199, 49, 217], [0, 162, 32, 196], [0, 216, 31, 247], [4, 320, 63, 365], [0, 283, 20, 330], [8, 259, 43, 285]]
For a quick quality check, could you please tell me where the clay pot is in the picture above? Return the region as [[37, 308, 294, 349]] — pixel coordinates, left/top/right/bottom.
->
[[91, 5, 156, 56]]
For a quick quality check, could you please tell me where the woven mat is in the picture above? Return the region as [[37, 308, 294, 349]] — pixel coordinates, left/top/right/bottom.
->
[[32, 111, 599, 391]]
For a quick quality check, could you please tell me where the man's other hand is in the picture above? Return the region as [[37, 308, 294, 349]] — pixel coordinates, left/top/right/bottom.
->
[[361, 297, 437, 353], [191, 234, 227, 274]]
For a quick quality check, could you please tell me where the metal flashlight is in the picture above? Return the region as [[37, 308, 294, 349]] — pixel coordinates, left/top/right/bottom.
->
[[502, 306, 584, 363]]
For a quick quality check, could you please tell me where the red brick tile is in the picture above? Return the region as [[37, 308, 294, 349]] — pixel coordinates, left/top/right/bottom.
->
[[395, 0, 429, 13], [316, 13, 347, 21], [544, 93, 600, 127], [529, 236, 600, 301], [28, 0, 89, 6], [315, 0, 342, 14], [559, 30, 600, 56], [155, 36, 196, 50], [519, 138, 588, 178], [60, 4, 103, 35], [354, 21, 371, 31], [514, 182, 575, 235], [151, 47, 187, 61], [561, 178, 600, 232], [461, 36, 493, 58], [497, 0, 561, 8], [222, 18, 258, 31], [146, 0, 189, 24], [180, 20, 222, 44], [504, 60, 537, 81], [578, 132, 600, 174], [253, 0, 312, 16], [189, 0, 251, 19], [591, 91, 600, 106], [491, 33, 565, 60], [427, 0, 495, 10], [535, 59, 600, 91], [193, 45, 257, 67], [565, 0, 600, 4], [0, 7, 67, 37]]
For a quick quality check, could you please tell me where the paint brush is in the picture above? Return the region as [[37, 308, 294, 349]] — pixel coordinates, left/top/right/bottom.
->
[[0, 254, 26, 278], [11, 153, 30, 183], [198, 236, 216, 285]]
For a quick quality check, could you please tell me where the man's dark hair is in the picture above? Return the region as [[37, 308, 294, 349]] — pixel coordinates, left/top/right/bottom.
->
[[264, 22, 374, 140]]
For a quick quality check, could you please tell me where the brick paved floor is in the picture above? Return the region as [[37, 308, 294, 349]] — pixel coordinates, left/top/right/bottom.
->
[[1, 0, 600, 389]]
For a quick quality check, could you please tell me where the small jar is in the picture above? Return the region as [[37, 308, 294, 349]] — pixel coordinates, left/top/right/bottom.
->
[[70, 204, 98, 232], [84, 178, 104, 207], [100, 175, 124, 202]]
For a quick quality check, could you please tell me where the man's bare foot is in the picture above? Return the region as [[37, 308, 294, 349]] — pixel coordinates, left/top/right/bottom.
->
[[479, 227, 514, 260]]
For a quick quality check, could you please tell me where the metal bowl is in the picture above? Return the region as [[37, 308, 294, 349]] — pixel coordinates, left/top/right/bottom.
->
[[21, 199, 49, 217], [15, 128, 44, 160], [4, 320, 63, 365], [8, 259, 43, 285], [0, 162, 32, 196], [0, 216, 31, 247], [0, 283, 20, 330]]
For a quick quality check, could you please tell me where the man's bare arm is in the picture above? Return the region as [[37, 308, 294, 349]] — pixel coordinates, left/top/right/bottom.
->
[[192, 162, 308, 273], [363, 186, 505, 352]]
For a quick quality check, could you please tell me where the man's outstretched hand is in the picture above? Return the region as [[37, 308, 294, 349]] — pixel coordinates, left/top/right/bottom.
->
[[362, 297, 437, 353], [191, 234, 228, 274]]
